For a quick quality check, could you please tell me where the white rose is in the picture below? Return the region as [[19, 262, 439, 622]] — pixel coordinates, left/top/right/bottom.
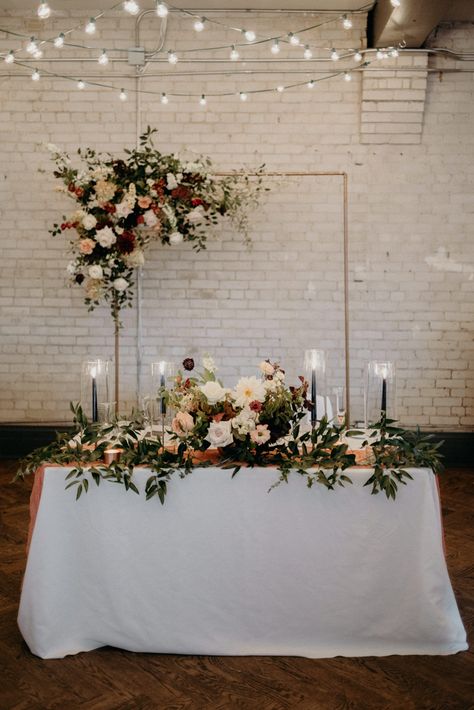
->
[[186, 206, 204, 225], [113, 277, 128, 292], [166, 173, 178, 190], [199, 381, 228, 405], [275, 370, 285, 382], [82, 214, 97, 231], [115, 226, 124, 235], [264, 379, 278, 393], [88, 264, 103, 279], [115, 201, 133, 218], [231, 409, 257, 436], [206, 420, 234, 448], [144, 209, 158, 227], [176, 172, 183, 182], [260, 361, 275, 376], [66, 261, 76, 275], [202, 354, 216, 372], [95, 226, 116, 248], [46, 142, 60, 153], [145, 165, 153, 175], [146, 178, 154, 186], [169, 231, 183, 245]]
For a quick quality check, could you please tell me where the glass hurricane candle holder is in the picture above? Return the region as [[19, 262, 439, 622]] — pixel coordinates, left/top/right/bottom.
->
[[366, 361, 396, 424], [151, 360, 177, 432], [304, 348, 327, 427], [81, 360, 111, 423]]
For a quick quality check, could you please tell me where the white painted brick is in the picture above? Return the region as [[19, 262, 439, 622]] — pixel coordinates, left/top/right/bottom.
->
[[0, 13, 472, 429]]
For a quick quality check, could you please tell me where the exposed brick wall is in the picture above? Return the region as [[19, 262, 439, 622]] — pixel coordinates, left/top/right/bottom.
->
[[0, 11, 472, 430]]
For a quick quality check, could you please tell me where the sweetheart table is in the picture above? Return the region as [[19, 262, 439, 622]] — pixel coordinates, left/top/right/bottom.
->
[[18, 465, 467, 659]]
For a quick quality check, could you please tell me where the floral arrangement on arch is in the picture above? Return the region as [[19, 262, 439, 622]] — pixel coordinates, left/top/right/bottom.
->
[[167, 355, 311, 462], [47, 126, 266, 323]]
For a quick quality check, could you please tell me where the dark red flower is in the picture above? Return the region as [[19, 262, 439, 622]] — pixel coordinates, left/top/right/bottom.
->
[[171, 186, 191, 200], [250, 400, 263, 412], [104, 202, 116, 214], [191, 197, 203, 207], [60, 223, 67, 230], [75, 187, 84, 198], [183, 357, 194, 371], [68, 183, 76, 192], [117, 231, 136, 254], [136, 215, 145, 224]]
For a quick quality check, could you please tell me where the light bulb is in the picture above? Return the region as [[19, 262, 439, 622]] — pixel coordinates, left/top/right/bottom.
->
[[168, 50, 178, 64], [77, 79, 85, 89], [390, 0, 400, 6], [156, 2, 168, 17], [271, 40, 280, 55], [34, 48, 43, 59], [98, 49, 109, 65], [353, 50, 362, 62], [277, 85, 284, 93], [230, 45, 239, 61], [343, 72, 352, 81], [4, 50, 14, 64], [288, 33, 300, 46], [54, 32, 65, 48], [32, 68, 40, 81], [193, 17, 205, 32], [243, 29, 256, 42], [161, 92, 169, 104], [307, 79, 315, 88], [330, 48, 339, 61], [199, 94, 207, 106], [303, 45, 312, 60], [37, 1, 51, 19], [239, 91, 247, 101], [342, 15, 353, 30], [120, 88, 127, 101], [123, 0, 139, 15], [376, 49, 384, 59], [26, 37, 38, 55], [85, 18, 96, 34]]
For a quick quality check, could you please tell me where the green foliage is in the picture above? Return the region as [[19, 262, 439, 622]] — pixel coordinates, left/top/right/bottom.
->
[[15, 407, 443, 504]]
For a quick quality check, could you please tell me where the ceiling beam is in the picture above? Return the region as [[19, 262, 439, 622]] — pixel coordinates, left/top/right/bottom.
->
[[372, 0, 451, 48]]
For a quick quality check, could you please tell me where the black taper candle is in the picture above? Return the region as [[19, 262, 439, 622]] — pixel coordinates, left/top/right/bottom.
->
[[160, 373, 166, 416], [92, 375, 98, 422], [311, 369, 317, 427], [381, 376, 387, 414]]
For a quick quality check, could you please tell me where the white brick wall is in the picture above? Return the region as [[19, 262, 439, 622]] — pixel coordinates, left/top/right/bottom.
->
[[0, 11, 473, 430]]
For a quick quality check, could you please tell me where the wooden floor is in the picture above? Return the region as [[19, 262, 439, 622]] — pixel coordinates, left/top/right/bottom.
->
[[1, 460, 472, 710]]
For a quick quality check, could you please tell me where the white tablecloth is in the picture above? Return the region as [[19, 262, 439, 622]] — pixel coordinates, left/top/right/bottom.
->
[[18, 466, 467, 659]]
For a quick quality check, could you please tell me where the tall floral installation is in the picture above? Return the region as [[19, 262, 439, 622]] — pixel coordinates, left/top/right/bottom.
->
[[16, 356, 444, 504], [47, 126, 266, 324]]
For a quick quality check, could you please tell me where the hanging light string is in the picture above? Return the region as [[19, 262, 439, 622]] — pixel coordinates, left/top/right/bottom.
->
[[0, 1, 373, 63], [10, 55, 371, 101]]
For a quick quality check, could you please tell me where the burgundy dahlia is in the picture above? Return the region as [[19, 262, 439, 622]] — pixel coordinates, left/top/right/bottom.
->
[[117, 231, 136, 254], [182, 357, 195, 371]]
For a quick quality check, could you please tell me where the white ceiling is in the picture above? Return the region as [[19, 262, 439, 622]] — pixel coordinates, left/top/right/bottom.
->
[[0, 0, 370, 10]]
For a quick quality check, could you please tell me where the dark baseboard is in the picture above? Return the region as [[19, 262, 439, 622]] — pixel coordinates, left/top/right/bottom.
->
[[0, 424, 472, 466]]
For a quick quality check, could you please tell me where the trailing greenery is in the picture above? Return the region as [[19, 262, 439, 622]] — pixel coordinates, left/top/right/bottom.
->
[[14, 405, 443, 505]]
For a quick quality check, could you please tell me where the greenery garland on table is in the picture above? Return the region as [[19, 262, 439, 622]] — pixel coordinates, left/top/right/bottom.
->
[[15, 358, 444, 504], [46, 126, 267, 324]]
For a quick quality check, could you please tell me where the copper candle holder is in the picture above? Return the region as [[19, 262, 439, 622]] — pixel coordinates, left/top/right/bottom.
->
[[103, 448, 122, 465]]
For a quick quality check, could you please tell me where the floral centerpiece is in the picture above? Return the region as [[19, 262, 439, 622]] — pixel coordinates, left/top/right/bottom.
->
[[47, 126, 266, 323], [167, 356, 310, 464]]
